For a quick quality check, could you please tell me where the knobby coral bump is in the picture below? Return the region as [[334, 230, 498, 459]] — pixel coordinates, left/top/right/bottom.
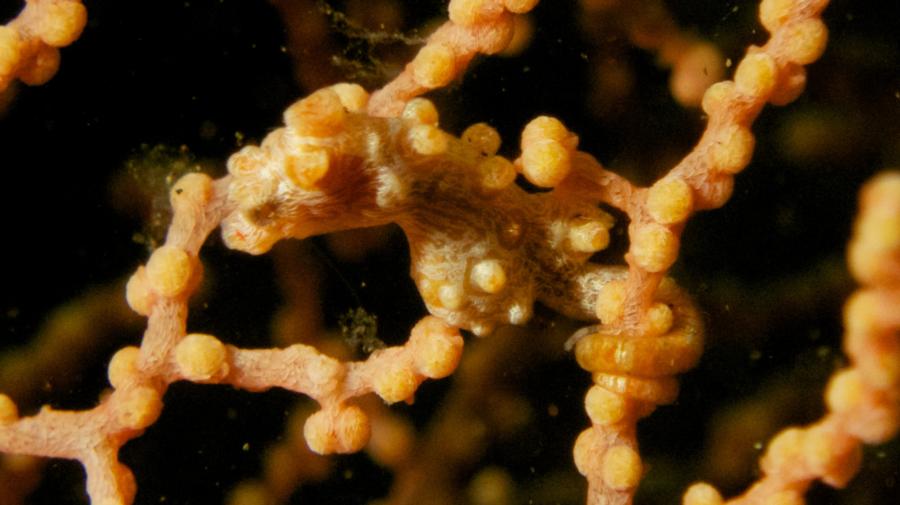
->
[[0, 0, 898, 504]]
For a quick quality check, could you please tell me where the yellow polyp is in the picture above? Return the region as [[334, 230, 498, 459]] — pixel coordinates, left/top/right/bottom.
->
[[18, 45, 60, 86], [408, 124, 449, 156], [825, 369, 864, 415], [765, 490, 804, 505], [438, 283, 464, 309], [520, 115, 569, 148], [568, 220, 610, 253], [227, 145, 266, 176], [304, 409, 336, 454], [710, 125, 755, 175], [501, 15, 534, 57], [402, 98, 439, 125], [658, 275, 679, 296], [802, 424, 832, 472], [449, 0, 500, 25], [334, 405, 371, 453], [631, 223, 679, 273], [175, 333, 229, 381], [125, 266, 154, 316], [171, 172, 214, 213], [781, 19, 829, 66], [503, 0, 539, 14], [644, 302, 674, 337], [847, 290, 892, 337], [759, 0, 793, 33], [647, 176, 694, 225], [284, 145, 330, 189], [861, 171, 900, 212], [116, 386, 164, 430], [865, 351, 900, 393], [107, 346, 141, 389], [572, 427, 596, 476], [521, 139, 571, 188], [411, 319, 464, 379], [478, 155, 517, 192], [602, 445, 642, 490], [584, 385, 626, 425], [847, 242, 880, 287], [769, 64, 807, 106], [0, 393, 18, 424], [734, 52, 778, 100], [760, 427, 805, 475], [671, 43, 725, 107], [146, 245, 193, 298], [804, 424, 862, 487], [412, 43, 456, 89], [0, 26, 23, 82], [470, 259, 507, 294], [373, 363, 419, 404], [35, 1, 88, 47], [284, 88, 346, 137], [858, 212, 900, 251], [849, 398, 900, 445], [682, 482, 724, 505], [463, 122, 502, 156], [468, 467, 515, 505], [594, 281, 626, 323], [95, 498, 126, 505], [115, 463, 138, 503], [330, 82, 369, 112], [228, 482, 274, 505], [700, 81, 736, 116], [448, 0, 479, 25]]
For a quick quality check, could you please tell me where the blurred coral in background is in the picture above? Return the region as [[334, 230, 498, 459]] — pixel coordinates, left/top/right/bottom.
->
[[0, 1, 898, 504]]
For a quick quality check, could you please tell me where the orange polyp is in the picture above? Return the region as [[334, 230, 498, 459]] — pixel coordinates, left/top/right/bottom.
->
[[0, 1, 87, 91], [284, 88, 347, 137], [601, 445, 642, 490], [0, 394, 18, 424], [412, 44, 457, 89], [0, 2, 864, 505], [145, 246, 193, 298], [34, 1, 87, 47]]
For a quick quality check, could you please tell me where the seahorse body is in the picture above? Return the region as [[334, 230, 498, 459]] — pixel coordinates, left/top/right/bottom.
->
[[221, 88, 622, 334]]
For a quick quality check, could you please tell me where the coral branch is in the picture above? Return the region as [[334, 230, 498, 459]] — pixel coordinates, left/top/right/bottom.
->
[[0, 1, 895, 504], [368, 0, 538, 116], [684, 171, 900, 505]]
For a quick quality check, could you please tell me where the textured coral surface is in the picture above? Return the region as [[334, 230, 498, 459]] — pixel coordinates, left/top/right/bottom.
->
[[0, 1, 898, 504]]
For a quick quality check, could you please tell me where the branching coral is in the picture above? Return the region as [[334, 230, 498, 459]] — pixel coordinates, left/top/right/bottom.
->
[[0, 0, 898, 504]]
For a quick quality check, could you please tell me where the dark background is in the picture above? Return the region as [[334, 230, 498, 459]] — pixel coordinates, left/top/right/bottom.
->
[[0, 0, 898, 503]]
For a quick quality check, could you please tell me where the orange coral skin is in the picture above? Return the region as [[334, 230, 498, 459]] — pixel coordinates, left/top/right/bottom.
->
[[4, 1, 896, 505]]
